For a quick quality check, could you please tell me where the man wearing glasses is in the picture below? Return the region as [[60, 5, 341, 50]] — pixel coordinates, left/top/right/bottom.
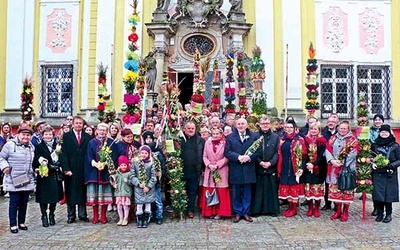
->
[[252, 116, 280, 216]]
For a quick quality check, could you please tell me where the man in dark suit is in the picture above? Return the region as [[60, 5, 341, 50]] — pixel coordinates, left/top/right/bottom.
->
[[60, 116, 91, 223], [180, 121, 205, 218], [224, 118, 259, 223]]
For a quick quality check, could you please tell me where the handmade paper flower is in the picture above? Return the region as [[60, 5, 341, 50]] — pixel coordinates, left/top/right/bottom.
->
[[124, 60, 139, 72]]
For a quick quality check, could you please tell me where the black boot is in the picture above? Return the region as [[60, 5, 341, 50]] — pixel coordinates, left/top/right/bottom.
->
[[49, 214, 55, 226], [49, 203, 56, 226], [136, 214, 143, 228], [142, 212, 150, 228], [375, 213, 384, 222], [40, 203, 49, 227], [383, 214, 392, 223], [42, 215, 49, 227]]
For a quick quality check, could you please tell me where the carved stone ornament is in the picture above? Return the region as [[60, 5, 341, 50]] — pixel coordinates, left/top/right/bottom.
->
[[171, 0, 225, 28], [324, 7, 348, 53], [153, 46, 169, 56]]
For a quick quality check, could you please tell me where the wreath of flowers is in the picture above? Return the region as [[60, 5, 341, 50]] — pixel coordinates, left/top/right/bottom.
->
[[20, 75, 34, 121], [224, 53, 236, 114], [122, 1, 142, 126]]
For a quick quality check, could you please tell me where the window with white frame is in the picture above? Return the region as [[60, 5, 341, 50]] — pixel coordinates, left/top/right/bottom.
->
[[357, 65, 391, 118], [320, 65, 354, 119], [320, 64, 391, 119], [40, 64, 74, 118]]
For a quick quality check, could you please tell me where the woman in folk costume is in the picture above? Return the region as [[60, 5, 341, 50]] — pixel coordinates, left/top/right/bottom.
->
[[277, 119, 307, 217], [303, 121, 329, 217], [84, 123, 118, 224], [325, 121, 359, 222], [201, 128, 231, 219]]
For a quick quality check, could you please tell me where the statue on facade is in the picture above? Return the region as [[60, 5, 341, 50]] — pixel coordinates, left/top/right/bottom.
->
[[229, 0, 243, 12], [156, 0, 171, 12], [144, 51, 157, 92]]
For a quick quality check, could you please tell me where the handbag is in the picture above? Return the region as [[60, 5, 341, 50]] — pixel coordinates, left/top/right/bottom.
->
[[206, 188, 219, 206], [337, 164, 356, 191], [12, 173, 30, 188], [205, 173, 219, 206]]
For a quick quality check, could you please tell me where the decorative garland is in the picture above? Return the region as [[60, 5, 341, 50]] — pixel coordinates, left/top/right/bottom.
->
[[210, 60, 221, 113], [162, 79, 187, 219], [237, 52, 248, 116], [187, 49, 207, 124], [224, 53, 236, 114], [21, 75, 34, 121], [250, 46, 267, 116], [122, 1, 142, 126], [96, 63, 116, 123], [356, 95, 373, 193], [304, 42, 320, 116]]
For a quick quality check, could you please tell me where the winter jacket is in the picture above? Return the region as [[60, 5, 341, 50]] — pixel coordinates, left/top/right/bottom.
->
[[0, 138, 35, 192]]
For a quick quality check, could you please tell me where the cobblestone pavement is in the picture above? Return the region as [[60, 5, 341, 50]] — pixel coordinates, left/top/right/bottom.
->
[[0, 194, 399, 250]]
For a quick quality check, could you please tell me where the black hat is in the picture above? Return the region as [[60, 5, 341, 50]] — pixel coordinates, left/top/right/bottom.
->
[[286, 119, 297, 128], [373, 114, 384, 123], [379, 124, 391, 133], [142, 131, 155, 141]]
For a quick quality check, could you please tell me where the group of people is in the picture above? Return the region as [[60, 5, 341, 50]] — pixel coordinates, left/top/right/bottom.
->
[[0, 107, 399, 233]]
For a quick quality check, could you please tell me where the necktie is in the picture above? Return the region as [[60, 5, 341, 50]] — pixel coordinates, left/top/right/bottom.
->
[[241, 133, 245, 142], [77, 132, 81, 144]]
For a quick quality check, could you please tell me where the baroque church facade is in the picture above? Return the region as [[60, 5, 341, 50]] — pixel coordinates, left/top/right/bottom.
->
[[0, 0, 399, 125]]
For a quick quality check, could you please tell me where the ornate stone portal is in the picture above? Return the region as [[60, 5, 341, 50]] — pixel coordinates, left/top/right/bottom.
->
[[146, 0, 252, 101]]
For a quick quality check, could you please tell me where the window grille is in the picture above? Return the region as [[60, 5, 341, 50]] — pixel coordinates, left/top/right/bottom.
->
[[320, 65, 354, 119], [39, 64, 74, 118], [357, 65, 391, 119]]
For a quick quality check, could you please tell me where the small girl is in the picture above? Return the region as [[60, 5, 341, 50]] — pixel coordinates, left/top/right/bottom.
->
[[130, 145, 157, 228], [114, 156, 132, 226]]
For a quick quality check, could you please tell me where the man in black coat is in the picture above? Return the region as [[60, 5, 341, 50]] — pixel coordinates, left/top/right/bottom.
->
[[252, 116, 280, 216], [180, 121, 205, 218], [225, 118, 259, 223], [60, 116, 91, 223], [320, 114, 338, 210]]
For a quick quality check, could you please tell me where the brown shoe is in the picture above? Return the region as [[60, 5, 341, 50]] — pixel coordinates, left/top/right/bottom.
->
[[187, 212, 195, 218], [233, 215, 241, 223], [243, 215, 253, 222]]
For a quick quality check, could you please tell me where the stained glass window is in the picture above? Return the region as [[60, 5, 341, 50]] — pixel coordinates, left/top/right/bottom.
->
[[183, 35, 214, 56]]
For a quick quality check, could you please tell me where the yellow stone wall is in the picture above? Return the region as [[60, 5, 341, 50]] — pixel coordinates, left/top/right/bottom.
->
[[87, 0, 99, 109], [300, 0, 316, 114], [273, 0, 284, 113]]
